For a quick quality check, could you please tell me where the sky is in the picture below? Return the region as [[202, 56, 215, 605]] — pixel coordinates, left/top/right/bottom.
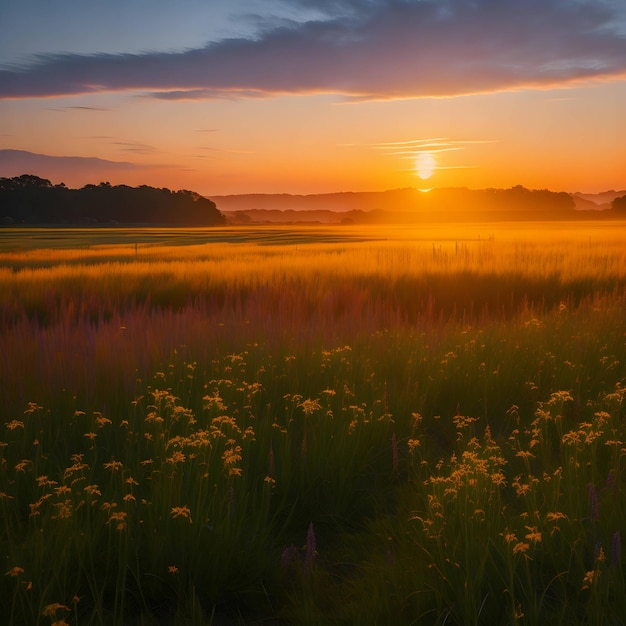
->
[[0, 0, 625, 196]]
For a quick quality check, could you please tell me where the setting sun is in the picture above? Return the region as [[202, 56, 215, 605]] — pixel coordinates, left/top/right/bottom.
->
[[416, 152, 436, 180]]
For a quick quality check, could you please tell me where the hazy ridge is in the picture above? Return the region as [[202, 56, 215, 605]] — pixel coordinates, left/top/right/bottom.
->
[[216, 186, 626, 224]]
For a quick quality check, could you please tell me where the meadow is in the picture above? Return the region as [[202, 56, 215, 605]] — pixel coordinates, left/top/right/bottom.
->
[[1, 221, 625, 625]]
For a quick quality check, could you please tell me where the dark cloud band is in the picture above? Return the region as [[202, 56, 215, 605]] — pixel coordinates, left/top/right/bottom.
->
[[1, 0, 625, 100]]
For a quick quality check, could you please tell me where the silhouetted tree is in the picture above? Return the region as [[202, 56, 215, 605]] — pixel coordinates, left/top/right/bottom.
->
[[0, 175, 225, 226], [611, 194, 626, 211]]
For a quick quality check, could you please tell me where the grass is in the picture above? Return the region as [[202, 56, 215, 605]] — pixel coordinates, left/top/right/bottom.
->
[[0, 222, 625, 624]]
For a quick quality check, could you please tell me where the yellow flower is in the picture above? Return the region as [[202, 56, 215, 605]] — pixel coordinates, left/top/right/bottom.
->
[[5, 566, 24, 577], [104, 460, 123, 472], [515, 450, 535, 459], [84, 484, 101, 497], [52, 499, 73, 520], [407, 439, 421, 452], [298, 398, 322, 415], [546, 512, 567, 522], [171, 506, 192, 523], [107, 511, 128, 531], [95, 413, 112, 428], [524, 526, 542, 543], [582, 569, 597, 590], [42, 602, 70, 617], [166, 450, 186, 465], [14, 459, 32, 473]]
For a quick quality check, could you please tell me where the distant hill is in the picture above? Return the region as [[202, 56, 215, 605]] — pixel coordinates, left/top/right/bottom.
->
[[0, 175, 225, 226], [574, 190, 626, 209], [215, 185, 606, 224]]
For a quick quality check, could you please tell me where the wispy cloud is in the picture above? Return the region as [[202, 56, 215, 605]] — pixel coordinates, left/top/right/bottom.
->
[[1, 0, 625, 100], [371, 137, 495, 171], [0, 149, 143, 184], [46, 105, 110, 113], [111, 141, 158, 155]]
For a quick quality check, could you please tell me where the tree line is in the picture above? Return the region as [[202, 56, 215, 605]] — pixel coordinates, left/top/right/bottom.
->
[[0, 175, 225, 226]]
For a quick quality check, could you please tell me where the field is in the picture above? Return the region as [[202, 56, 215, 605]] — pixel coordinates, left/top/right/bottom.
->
[[1, 221, 625, 625]]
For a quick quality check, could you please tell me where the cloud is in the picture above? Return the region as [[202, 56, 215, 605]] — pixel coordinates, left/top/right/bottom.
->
[[1, 0, 625, 100], [0, 149, 142, 185], [110, 141, 158, 155], [370, 137, 494, 172]]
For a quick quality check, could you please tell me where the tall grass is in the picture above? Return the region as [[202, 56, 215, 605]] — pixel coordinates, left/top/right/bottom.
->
[[1, 222, 625, 624]]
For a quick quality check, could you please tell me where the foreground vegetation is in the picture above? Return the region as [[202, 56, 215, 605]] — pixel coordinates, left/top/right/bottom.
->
[[1, 222, 625, 624]]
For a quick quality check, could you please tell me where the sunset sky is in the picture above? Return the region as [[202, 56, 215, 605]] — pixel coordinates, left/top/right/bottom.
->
[[1, 0, 625, 196]]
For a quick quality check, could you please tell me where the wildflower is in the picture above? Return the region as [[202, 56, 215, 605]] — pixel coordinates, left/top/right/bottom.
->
[[5, 566, 24, 577], [14, 459, 31, 473], [546, 511, 567, 522], [5, 420, 24, 430], [524, 527, 542, 543], [171, 505, 192, 523], [222, 445, 243, 477], [166, 450, 186, 465], [83, 432, 97, 440], [104, 460, 123, 472], [490, 471, 507, 486], [408, 438, 421, 452], [611, 531, 621, 566], [513, 542, 530, 556], [280, 544, 300, 571], [42, 603, 70, 617], [582, 570, 598, 590], [52, 499, 73, 520], [24, 402, 43, 415], [304, 522, 316, 570], [94, 413, 112, 428], [298, 398, 322, 416], [84, 484, 101, 497], [107, 511, 128, 531], [502, 531, 517, 544], [515, 450, 535, 459], [606, 469, 617, 493], [168, 565, 179, 575]]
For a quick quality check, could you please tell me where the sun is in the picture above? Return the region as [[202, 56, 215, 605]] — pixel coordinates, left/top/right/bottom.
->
[[416, 152, 436, 180]]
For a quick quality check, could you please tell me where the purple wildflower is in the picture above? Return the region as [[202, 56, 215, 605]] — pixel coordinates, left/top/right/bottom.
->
[[611, 531, 621, 566], [304, 522, 316, 571], [280, 544, 300, 572], [606, 469, 617, 494]]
